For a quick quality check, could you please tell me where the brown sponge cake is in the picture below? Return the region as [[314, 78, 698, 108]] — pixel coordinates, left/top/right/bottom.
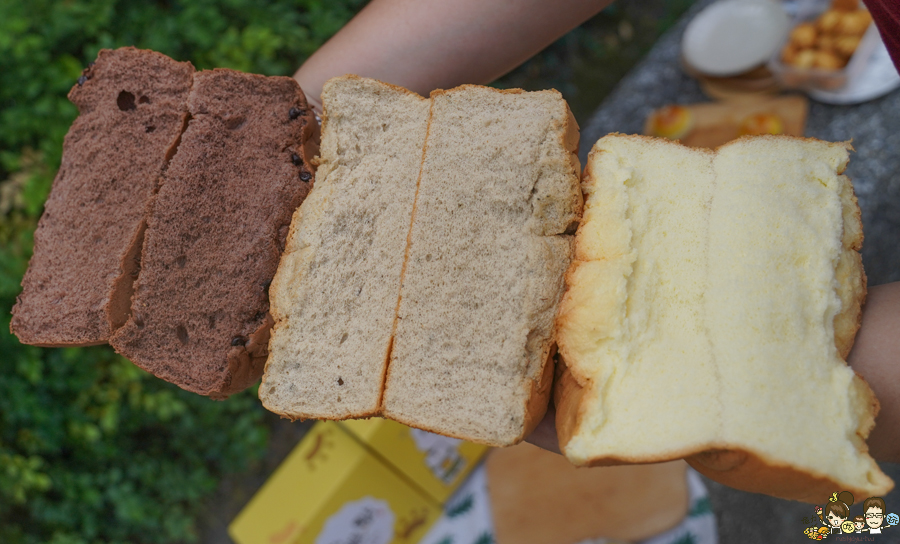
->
[[11, 47, 194, 346], [110, 69, 318, 398]]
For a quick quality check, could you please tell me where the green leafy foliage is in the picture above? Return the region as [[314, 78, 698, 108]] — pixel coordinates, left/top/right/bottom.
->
[[0, 220, 271, 544], [0, 0, 364, 542], [0, 343, 268, 543]]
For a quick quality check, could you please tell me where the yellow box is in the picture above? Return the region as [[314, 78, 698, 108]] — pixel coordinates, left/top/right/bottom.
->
[[339, 418, 490, 504], [228, 421, 441, 544]]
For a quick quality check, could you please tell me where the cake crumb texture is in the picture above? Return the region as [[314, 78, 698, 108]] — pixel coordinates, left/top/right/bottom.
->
[[261, 76, 430, 418], [556, 134, 891, 501], [110, 68, 317, 397], [382, 86, 581, 445], [11, 47, 194, 346]]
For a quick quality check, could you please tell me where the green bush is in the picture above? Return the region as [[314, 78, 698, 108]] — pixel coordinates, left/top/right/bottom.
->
[[0, 1, 364, 542]]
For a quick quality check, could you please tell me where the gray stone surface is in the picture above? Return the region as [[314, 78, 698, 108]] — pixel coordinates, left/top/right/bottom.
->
[[580, 2, 900, 542]]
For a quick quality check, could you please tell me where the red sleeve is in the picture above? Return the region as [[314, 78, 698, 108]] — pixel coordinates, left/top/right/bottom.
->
[[862, 0, 900, 71]]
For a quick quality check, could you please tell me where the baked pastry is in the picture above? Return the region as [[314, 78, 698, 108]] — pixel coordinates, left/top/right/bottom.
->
[[646, 105, 694, 140], [11, 47, 193, 346], [261, 76, 581, 446], [791, 23, 819, 48], [738, 113, 784, 136], [261, 75, 430, 418], [382, 85, 581, 445], [554, 134, 892, 502], [110, 69, 318, 398], [781, 4, 872, 71], [831, 0, 859, 11]]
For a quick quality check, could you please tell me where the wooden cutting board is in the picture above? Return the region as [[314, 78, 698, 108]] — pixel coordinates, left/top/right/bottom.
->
[[486, 442, 689, 544], [644, 95, 808, 149]]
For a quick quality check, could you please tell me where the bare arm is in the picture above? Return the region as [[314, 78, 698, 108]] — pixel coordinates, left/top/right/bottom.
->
[[293, 0, 612, 110], [526, 282, 900, 462], [849, 281, 900, 463]]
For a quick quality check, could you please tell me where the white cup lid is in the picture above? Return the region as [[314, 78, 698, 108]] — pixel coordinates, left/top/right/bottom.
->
[[682, 0, 790, 76]]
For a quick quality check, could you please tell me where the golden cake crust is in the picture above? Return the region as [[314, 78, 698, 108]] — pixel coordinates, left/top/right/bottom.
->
[[553, 134, 886, 503]]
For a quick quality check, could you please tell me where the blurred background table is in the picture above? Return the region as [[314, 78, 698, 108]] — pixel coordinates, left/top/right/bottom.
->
[[581, 0, 900, 287]]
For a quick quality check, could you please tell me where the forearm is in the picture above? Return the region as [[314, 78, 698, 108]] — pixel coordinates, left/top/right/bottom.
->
[[294, 0, 611, 109], [849, 281, 900, 463]]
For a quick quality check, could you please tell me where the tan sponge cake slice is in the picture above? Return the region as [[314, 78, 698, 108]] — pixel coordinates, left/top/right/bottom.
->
[[260, 77, 582, 446], [382, 86, 582, 445], [260, 76, 430, 418], [555, 134, 892, 502], [110, 69, 318, 398], [11, 47, 194, 346]]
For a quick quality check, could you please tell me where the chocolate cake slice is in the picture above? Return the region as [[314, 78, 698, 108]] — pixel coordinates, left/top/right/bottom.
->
[[109, 69, 318, 398], [11, 47, 194, 346]]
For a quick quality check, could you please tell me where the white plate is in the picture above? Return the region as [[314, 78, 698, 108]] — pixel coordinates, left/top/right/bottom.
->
[[808, 37, 900, 104], [682, 0, 791, 77]]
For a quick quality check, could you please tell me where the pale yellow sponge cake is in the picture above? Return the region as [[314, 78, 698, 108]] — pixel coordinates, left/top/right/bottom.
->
[[555, 134, 892, 502]]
